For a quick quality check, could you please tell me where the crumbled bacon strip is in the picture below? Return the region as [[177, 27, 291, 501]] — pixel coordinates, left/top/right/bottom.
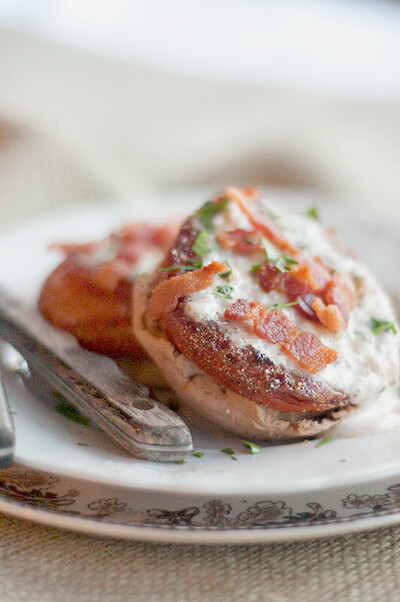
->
[[220, 190, 355, 332], [311, 298, 346, 332], [147, 261, 228, 324], [49, 222, 179, 293], [283, 332, 339, 374], [225, 298, 338, 373], [225, 187, 298, 255], [311, 274, 356, 332], [49, 242, 97, 256], [216, 228, 263, 254]]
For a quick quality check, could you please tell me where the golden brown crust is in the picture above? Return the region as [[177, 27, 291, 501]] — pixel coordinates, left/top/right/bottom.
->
[[39, 256, 145, 358]]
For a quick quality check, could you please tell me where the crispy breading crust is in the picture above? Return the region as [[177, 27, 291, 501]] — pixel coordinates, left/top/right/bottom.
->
[[39, 257, 145, 358]]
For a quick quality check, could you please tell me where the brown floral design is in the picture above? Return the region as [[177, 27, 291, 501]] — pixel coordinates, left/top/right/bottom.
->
[[1, 465, 400, 531]]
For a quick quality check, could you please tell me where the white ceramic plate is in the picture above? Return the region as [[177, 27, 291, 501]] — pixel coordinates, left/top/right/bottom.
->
[[0, 190, 400, 543]]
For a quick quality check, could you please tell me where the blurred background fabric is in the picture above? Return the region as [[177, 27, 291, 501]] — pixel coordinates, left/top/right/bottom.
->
[[0, 0, 400, 231]]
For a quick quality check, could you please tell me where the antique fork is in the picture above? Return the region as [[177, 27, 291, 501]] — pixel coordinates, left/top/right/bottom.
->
[[0, 290, 192, 464]]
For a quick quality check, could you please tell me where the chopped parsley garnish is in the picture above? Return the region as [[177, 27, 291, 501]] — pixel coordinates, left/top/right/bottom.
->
[[213, 285, 234, 300], [354, 330, 363, 335], [304, 207, 319, 220], [195, 198, 229, 231], [10, 411, 18, 416], [191, 230, 210, 257], [54, 399, 91, 427], [192, 451, 204, 458], [241, 440, 261, 454], [176, 459, 186, 464], [219, 260, 231, 279], [221, 448, 238, 460], [266, 300, 299, 312], [275, 256, 298, 272], [158, 260, 203, 273], [261, 237, 298, 273], [251, 264, 260, 273], [315, 437, 336, 448], [369, 318, 397, 335], [78, 442, 90, 446], [397, 386, 400, 398]]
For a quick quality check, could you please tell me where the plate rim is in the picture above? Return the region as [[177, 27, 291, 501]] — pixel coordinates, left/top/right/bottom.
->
[[1, 495, 400, 544]]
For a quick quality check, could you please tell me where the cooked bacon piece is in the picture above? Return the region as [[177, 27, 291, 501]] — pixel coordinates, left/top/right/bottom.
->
[[225, 298, 253, 321], [311, 298, 346, 332], [147, 261, 228, 324], [110, 222, 178, 248], [217, 229, 263, 254], [258, 262, 320, 297], [325, 274, 356, 318], [283, 332, 339, 374], [254, 309, 298, 345], [311, 275, 356, 332], [225, 187, 298, 255], [49, 241, 97, 256], [225, 298, 338, 373]]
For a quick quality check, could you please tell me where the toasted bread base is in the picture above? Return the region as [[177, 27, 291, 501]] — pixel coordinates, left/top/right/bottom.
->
[[133, 279, 353, 439]]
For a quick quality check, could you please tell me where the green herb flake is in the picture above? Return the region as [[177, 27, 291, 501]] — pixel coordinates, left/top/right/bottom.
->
[[213, 285, 234, 300], [221, 448, 238, 460], [78, 442, 90, 446], [10, 411, 18, 416], [304, 207, 319, 220], [267, 300, 299, 312], [315, 437, 336, 448], [261, 237, 276, 262], [191, 230, 210, 257], [261, 238, 298, 273], [176, 459, 186, 464], [55, 399, 91, 427], [251, 264, 260, 273], [339, 459, 346, 462], [158, 260, 203, 273], [195, 198, 229, 231], [369, 317, 397, 335], [158, 265, 194, 273], [241, 440, 261, 454], [354, 330, 363, 335], [397, 386, 400, 398], [192, 451, 204, 458], [275, 255, 298, 272], [219, 269, 232, 280]]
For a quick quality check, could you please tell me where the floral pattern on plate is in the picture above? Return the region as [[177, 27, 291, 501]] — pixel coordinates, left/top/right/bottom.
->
[[1, 465, 400, 531]]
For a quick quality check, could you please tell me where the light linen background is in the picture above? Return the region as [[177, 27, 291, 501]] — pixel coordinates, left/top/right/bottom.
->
[[1, 2, 400, 600]]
